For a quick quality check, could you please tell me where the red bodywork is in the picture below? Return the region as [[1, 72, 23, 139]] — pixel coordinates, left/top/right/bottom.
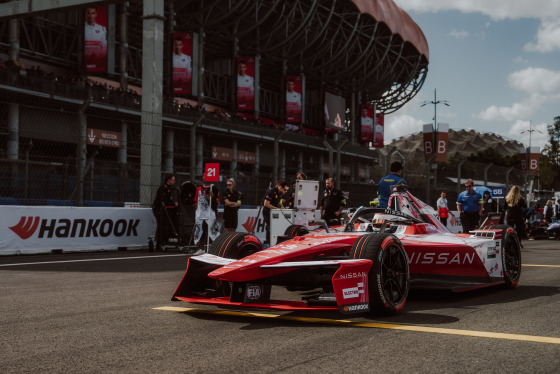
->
[[172, 191, 518, 314]]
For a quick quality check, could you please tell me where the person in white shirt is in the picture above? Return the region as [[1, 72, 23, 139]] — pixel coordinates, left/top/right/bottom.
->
[[172, 37, 192, 93], [237, 60, 254, 109], [286, 78, 302, 121], [84, 7, 107, 67], [436, 190, 454, 227]]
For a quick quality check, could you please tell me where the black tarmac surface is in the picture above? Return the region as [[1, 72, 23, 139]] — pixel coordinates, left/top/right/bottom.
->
[[1, 239, 559, 373]]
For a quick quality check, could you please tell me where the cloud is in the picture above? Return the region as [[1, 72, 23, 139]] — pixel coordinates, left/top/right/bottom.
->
[[477, 68, 560, 121], [477, 102, 533, 122], [524, 20, 560, 52], [448, 29, 469, 39], [508, 67, 560, 94], [396, 0, 560, 21], [384, 114, 425, 143], [513, 56, 528, 64]]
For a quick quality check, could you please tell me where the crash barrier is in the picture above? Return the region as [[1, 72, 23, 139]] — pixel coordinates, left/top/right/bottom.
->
[[0, 205, 156, 255], [0, 206, 274, 255], [0, 205, 467, 255]]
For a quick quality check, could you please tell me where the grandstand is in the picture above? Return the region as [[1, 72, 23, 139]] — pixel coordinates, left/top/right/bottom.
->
[[0, 0, 429, 207]]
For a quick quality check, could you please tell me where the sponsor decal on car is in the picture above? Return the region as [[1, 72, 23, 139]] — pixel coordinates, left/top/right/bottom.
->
[[246, 285, 262, 300], [338, 272, 367, 280], [377, 274, 388, 305], [342, 282, 364, 299], [341, 302, 369, 313], [487, 246, 496, 259], [407, 252, 475, 265]]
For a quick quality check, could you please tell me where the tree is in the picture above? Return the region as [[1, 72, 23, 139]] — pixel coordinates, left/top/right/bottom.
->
[[539, 116, 560, 190], [466, 147, 518, 167]]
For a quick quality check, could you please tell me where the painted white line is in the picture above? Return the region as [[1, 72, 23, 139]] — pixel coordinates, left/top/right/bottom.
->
[[0, 254, 186, 267]]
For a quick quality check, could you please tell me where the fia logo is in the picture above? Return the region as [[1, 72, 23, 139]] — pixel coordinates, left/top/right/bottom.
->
[[246, 285, 262, 300]]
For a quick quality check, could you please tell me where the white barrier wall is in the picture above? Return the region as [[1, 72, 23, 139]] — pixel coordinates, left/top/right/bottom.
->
[[0, 206, 157, 255]]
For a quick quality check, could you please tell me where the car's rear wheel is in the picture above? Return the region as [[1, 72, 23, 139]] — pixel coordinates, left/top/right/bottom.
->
[[208, 232, 263, 259], [284, 224, 309, 237], [501, 230, 522, 288], [349, 233, 409, 315]]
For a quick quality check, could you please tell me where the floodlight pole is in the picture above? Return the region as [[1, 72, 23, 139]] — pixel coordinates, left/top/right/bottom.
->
[[420, 89, 449, 202], [421, 89, 450, 132], [520, 120, 542, 195]]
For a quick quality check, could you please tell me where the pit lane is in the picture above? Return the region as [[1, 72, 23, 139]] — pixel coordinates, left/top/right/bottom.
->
[[1, 239, 559, 373]]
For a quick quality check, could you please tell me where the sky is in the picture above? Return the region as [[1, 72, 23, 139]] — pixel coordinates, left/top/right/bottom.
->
[[384, 0, 560, 152]]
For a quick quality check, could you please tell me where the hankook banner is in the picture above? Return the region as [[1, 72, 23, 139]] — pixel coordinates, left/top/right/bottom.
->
[[0, 206, 156, 255]]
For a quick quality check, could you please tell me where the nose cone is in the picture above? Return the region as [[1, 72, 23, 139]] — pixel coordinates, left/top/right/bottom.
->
[[208, 244, 307, 282]]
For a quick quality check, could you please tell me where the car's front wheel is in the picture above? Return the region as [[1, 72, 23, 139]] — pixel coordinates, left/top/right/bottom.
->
[[349, 233, 409, 315]]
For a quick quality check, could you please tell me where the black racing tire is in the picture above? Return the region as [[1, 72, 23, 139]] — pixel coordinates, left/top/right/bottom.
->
[[349, 233, 409, 315], [486, 225, 521, 288], [502, 230, 522, 288], [284, 224, 309, 237], [208, 232, 263, 259]]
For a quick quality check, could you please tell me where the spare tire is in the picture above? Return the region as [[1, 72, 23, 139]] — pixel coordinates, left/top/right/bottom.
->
[[208, 232, 263, 259], [284, 224, 309, 237]]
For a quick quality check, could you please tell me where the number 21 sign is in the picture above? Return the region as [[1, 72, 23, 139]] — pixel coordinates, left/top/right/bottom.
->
[[204, 163, 220, 182]]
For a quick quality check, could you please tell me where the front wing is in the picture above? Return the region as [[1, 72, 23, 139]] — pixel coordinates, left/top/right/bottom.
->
[[172, 254, 373, 314]]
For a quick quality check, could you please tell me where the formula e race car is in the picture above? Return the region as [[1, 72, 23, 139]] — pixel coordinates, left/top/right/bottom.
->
[[172, 189, 522, 315]]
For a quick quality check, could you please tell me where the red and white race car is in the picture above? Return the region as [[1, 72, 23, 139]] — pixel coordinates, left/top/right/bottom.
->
[[172, 189, 521, 315]]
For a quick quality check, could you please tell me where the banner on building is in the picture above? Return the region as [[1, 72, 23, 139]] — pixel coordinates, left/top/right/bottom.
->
[[423, 124, 434, 161], [435, 123, 449, 162], [360, 104, 374, 143], [324, 92, 345, 130], [372, 112, 384, 147], [84, 6, 108, 73], [286, 75, 303, 123], [172, 33, 193, 95], [519, 147, 527, 170], [528, 146, 540, 174], [237, 57, 255, 111]]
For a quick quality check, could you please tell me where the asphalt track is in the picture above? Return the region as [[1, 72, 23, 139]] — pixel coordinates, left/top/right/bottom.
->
[[1, 240, 559, 373]]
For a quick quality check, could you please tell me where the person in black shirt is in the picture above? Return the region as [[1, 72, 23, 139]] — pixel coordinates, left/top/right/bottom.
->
[[503, 185, 526, 245], [222, 178, 242, 232], [480, 190, 497, 225], [263, 179, 290, 245], [320, 178, 346, 226], [152, 174, 179, 250]]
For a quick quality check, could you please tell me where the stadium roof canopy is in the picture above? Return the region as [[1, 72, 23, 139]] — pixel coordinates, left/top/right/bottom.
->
[[172, 0, 429, 113], [384, 129, 524, 161]]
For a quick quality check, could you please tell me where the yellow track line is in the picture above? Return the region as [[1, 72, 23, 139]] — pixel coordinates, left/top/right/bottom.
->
[[523, 264, 560, 267], [154, 306, 560, 345]]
